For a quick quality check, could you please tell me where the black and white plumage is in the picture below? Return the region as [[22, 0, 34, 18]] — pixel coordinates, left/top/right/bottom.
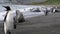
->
[[3, 6, 25, 34], [3, 6, 16, 34]]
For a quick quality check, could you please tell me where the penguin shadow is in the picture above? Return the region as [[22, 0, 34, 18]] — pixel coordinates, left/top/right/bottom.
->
[[16, 19, 31, 25]]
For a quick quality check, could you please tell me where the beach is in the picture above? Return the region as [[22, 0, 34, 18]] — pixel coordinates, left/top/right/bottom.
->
[[0, 5, 60, 34], [0, 12, 60, 34]]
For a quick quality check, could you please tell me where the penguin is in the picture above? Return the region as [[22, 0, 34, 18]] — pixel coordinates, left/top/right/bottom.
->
[[45, 8, 48, 16], [3, 6, 16, 34]]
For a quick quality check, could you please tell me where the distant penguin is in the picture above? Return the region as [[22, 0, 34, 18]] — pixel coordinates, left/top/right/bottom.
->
[[45, 8, 48, 16], [52, 7, 56, 13], [3, 6, 16, 34]]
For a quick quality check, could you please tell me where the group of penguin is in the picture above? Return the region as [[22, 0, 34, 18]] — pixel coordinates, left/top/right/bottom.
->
[[3, 6, 25, 34]]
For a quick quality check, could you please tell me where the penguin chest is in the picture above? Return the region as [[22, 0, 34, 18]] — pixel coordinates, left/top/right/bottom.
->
[[6, 12, 14, 22], [5, 12, 14, 30]]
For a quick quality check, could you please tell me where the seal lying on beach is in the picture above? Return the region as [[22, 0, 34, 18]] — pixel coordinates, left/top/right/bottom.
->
[[14, 10, 25, 23]]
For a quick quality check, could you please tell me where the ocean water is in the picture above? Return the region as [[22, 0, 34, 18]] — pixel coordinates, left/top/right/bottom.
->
[[0, 5, 53, 21], [0, 5, 53, 20], [0, 5, 46, 28], [0, 5, 46, 20], [0, 5, 54, 28]]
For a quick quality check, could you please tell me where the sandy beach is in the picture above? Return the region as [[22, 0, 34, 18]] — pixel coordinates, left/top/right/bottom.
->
[[0, 12, 60, 34]]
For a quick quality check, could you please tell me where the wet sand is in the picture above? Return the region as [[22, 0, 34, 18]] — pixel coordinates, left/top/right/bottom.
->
[[1, 12, 60, 34]]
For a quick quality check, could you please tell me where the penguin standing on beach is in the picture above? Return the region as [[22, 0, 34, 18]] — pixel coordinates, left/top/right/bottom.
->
[[3, 6, 16, 34], [45, 8, 48, 16]]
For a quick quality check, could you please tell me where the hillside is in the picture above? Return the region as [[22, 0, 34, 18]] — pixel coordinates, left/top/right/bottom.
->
[[31, 0, 60, 5], [0, 0, 47, 5], [0, 0, 60, 5]]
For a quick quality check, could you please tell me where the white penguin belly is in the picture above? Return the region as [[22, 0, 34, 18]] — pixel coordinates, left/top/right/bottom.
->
[[6, 11, 14, 30]]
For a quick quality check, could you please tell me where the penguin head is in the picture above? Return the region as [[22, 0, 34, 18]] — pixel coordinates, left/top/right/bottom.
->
[[3, 6, 11, 11]]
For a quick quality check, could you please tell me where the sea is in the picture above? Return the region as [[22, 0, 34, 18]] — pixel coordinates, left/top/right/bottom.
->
[[0, 4, 52, 28]]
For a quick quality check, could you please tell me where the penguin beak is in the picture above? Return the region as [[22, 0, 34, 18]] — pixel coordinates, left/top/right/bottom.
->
[[3, 6, 6, 8], [2, 6, 11, 11], [3, 6, 7, 11]]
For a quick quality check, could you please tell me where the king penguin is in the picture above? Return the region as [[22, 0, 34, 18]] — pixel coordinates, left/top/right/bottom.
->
[[3, 6, 16, 34]]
